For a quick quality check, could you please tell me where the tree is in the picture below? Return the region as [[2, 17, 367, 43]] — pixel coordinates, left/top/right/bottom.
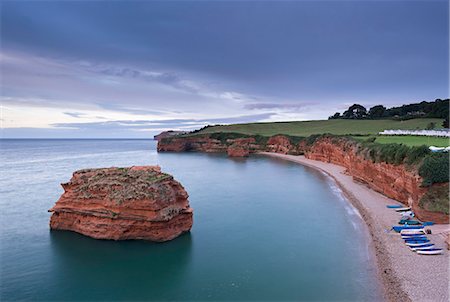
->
[[368, 105, 386, 119], [328, 112, 341, 120], [443, 117, 449, 128], [342, 104, 367, 119], [426, 122, 436, 130]]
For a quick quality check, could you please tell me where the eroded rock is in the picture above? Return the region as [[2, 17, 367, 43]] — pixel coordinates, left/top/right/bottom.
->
[[49, 166, 193, 242]]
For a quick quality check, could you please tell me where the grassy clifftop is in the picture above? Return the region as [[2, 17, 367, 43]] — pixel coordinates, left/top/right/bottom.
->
[[196, 118, 444, 136], [194, 118, 448, 147]]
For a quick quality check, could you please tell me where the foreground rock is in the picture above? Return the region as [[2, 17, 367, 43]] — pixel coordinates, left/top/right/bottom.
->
[[49, 166, 193, 242]]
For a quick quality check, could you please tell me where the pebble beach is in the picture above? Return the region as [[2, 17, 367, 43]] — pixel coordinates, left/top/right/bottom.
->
[[262, 152, 449, 302]]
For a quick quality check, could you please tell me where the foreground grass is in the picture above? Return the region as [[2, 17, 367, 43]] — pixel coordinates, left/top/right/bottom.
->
[[356, 136, 449, 147], [198, 118, 444, 137]]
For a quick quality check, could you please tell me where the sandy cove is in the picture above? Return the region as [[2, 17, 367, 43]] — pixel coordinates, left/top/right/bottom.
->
[[260, 152, 449, 302]]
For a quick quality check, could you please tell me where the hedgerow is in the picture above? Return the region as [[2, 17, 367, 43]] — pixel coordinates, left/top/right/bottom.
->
[[419, 153, 449, 186]]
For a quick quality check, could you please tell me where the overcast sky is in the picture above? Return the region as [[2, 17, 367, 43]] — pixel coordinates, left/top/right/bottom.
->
[[1, 0, 448, 138]]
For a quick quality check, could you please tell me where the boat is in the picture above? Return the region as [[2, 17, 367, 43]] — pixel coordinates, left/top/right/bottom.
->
[[401, 229, 425, 235], [410, 244, 435, 251], [404, 239, 429, 243], [422, 222, 434, 226], [387, 205, 403, 208], [402, 235, 427, 240], [408, 242, 434, 247], [395, 207, 411, 212], [401, 232, 426, 236], [406, 241, 431, 247], [416, 249, 443, 255], [398, 220, 421, 225], [393, 225, 424, 232]]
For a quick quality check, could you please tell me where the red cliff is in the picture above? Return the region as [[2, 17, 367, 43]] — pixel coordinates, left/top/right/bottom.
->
[[226, 137, 255, 157], [49, 166, 193, 242], [304, 137, 447, 223], [266, 135, 293, 154]]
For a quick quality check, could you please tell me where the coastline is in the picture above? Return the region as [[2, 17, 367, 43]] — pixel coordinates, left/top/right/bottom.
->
[[260, 152, 449, 302]]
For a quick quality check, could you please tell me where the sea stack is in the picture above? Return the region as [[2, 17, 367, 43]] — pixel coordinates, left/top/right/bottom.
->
[[49, 166, 193, 242]]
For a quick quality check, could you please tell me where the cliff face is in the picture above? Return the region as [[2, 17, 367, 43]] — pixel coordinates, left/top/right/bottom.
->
[[157, 136, 228, 152], [226, 138, 255, 157], [157, 134, 302, 156], [49, 166, 193, 242], [304, 137, 447, 223]]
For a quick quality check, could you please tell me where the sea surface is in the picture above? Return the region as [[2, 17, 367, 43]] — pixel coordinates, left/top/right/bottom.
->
[[0, 139, 383, 301]]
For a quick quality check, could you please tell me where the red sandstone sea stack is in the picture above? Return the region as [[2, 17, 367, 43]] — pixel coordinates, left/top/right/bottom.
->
[[49, 166, 193, 242]]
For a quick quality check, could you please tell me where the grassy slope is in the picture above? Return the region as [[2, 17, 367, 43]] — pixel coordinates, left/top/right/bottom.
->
[[198, 118, 443, 136], [197, 118, 446, 146], [356, 136, 449, 147]]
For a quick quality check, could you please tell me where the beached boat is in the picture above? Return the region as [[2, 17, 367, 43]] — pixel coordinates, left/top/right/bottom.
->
[[406, 241, 431, 247], [410, 244, 435, 251], [398, 220, 421, 225], [416, 249, 443, 255], [404, 239, 429, 243], [393, 225, 424, 232], [394, 207, 411, 212], [402, 235, 427, 240], [400, 229, 425, 235], [387, 205, 403, 209]]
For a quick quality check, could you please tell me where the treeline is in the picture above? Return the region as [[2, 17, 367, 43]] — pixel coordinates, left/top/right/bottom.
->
[[329, 98, 449, 127]]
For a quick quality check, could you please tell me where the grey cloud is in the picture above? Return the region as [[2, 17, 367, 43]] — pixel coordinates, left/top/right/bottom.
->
[[51, 113, 275, 130], [90, 65, 200, 94], [244, 102, 316, 110]]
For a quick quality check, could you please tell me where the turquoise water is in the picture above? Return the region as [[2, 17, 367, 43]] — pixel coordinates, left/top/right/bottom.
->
[[0, 139, 382, 301]]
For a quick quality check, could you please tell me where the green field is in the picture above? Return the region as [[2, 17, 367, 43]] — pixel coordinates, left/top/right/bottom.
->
[[355, 135, 449, 147], [198, 118, 443, 135], [196, 118, 447, 146]]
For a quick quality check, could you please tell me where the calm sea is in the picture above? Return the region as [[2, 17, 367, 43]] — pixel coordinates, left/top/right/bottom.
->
[[0, 139, 382, 301]]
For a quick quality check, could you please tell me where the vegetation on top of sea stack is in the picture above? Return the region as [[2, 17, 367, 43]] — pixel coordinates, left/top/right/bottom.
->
[[69, 167, 174, 204]]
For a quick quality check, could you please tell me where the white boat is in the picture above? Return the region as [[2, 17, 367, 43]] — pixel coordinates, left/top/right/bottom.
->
[[410, 245, 435, 251], [400, 229, 425, 235], [416, 249, 443, 255], [395, 207, 411, 212], [405, 242, 430, 247]]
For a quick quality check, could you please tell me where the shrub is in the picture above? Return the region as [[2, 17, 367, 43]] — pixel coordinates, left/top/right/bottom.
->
[[419, 153, 449, 186], [419, 183, 449, 215], [305, 134, 322, 146], [405, 145, 430, 165]]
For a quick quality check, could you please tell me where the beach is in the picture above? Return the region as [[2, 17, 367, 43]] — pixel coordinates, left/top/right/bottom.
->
[[261, 152, 449, 302]]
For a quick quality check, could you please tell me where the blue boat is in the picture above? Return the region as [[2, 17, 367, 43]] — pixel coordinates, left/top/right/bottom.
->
[[392, 225, 424, 232], [404, 238, 429, 243], [422, 222, 434, 226], [398, 220, 421, 225], [402, 235, 427, 240], [387, 205, 403, 208]]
